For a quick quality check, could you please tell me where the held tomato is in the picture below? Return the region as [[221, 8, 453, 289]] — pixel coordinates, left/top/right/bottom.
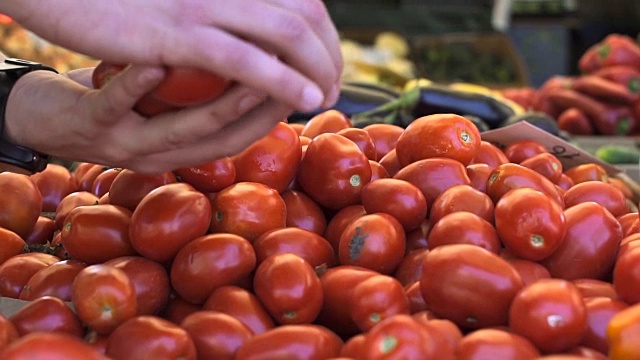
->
[[297, 132, 372, 210], [19, 259, 87, 301], [180, 310, 254, 360], [428, 211, 501, 254], [174, 156, 236, 194], [253, 253, 323, 325], [9, 295, 84, 337], [0, 332, 110, 360], [233, 122, 302, 193], [130, 182, 212, 263], [30, 163, 77, 212], [0, 172, 42, 238], [360, 178, 428, 231], [420, 244, 524, 330], [71, 264, 137, 335], [252, 227, 336, 267], [170, 233, 256, 305], [202, 285, 275, 335]]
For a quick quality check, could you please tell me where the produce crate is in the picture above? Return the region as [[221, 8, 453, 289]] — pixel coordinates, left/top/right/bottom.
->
[[410, 32, 530, 89]]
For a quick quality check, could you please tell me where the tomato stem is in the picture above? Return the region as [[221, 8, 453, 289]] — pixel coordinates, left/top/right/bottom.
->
[[379, 335, 399, 354]]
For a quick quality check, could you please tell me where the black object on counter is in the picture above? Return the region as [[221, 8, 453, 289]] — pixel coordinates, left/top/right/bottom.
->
[[502, 112, 560, 136]]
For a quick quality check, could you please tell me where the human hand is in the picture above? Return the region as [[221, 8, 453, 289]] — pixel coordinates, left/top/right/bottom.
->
[[4, 65, 289, 175], [2, 0, 342, 112]]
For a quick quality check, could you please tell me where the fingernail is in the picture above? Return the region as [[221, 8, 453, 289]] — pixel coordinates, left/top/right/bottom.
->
[[301, 85, 324, 111], [323, 83, 340, 108], [238, 94, 265, 114]]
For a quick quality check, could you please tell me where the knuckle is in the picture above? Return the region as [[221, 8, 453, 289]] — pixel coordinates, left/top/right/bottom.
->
[[272, 13, 307, 43]]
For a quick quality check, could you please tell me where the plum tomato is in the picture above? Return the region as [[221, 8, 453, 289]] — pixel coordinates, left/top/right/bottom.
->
[[429, 184, 495, 225], [362, 123, 404, 160], [9, 295, 83, 337], [607, 302, 640, 359], [369, 159, 390, 181], [170, 233, 256, 305], [54, 191, 100, 230], [581, 297, 629, 355], [348, 274, 410, 332], [130, 182, 212, 263], [420, 244, 524, 330], [174, 156, 236, 194], [180, 310, 253, 360], [563, 180, 630, 217], [161, 296, 201, 325], [233, 122, 302, 193], [71, 264, 137, 335], [509, 278, 588, 354], [209, 182, 286, 242], [613, 244, 640, 304], [0, 172, 42, 238], [23, 215, 56, 247], [297, 132, 372, 210], [0, 252, 59, 298], [541, 202, 622, 281], [486, 162, 564, 206], [337, 127, 378, 161], [29, 163, 77, 212], [19, 259, 86, 301], [503, 139, 548, 164], [105, 315, 197, 360], [470, 140, 510, 169], [202, 285, 275, 335], [0, 332, 109, 360], [323, 204, 367, 254], [394, 247, 430, 286], [280, 189, 327, 235], [395, 114, 481, 167], [361, 178, 428, 231], [107, 169, 177, 211], [520, 152, 564, 184], [507, 259, 551, 287], [466, 162, 494, 193], [0, 227, 25, 266], [252, 227, 336, 267], [564, 163, 608, 184], [457, 328, 541, 360], [300, 109, 352, 139], [338, 212, 406, 274], [0, 314, 18, 352], [494, 187, 567, 261], [428, 211, 501, 254], [573, 279, 618, 299], [379, 148, 402, 177]]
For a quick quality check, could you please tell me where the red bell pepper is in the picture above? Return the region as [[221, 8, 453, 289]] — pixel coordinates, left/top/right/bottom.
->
[[592, 65, 640, 95], [579, 34, 640, 73]]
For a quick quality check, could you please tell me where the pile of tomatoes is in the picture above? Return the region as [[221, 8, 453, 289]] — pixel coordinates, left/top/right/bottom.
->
[[1, 110, 640, 359]]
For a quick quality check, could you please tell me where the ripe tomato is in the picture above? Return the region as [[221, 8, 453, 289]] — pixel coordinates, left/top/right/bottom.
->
[[405, 281, 429, 313], [0, 314, 18, 352], [233, 122, 302, 193], [457, 328, 541, 360], [520, 152, 564, 183], [564, 163, 608, 184], [507, 259, 551, 287], [161, 296, 201, 325], [174, 156, 236, 194], [470, 140, 510, 169], [0, 252, 59, 298], [486, 162, 564, 206], [253, 227, 336, 267], [509, 278, 588, 353], [607, 302, 640, 359], [0, 172, 42, 238], [613, 244, 640, 304], [466, 163, 493, 193], [61, 204, 137, 264], [416, 318, 462, 359], [494, 187, 566, 261], [253, 253, 323, 325], [9, 295, 84, 337], [420, 244, 524, 329], [54, 191, 100, 230], [556, 173, 575, 191], [363, 123, 404, 160], [429, 184, 495, 225], [394, 247, 430, 286], [369, 159, 390, 181], [563, 180, 630, 217], [300, 109, 352, 139], [23, 215, 56, 247], [105, 315, 197, 360], [542, 202, 622, 280], [30, 163, 77, 212], [171, 233, 256, 304], [573, 279, 618, 299], [281, 189, 327, 235], [379, 148, 402, 177], [108, 169, 177, 211], [349, 274, 410, 332], [181, 310, 253, 360], [297, 132, 372, 210], [0, 332, 109, 360], [340, 333, 366, 358], [89, 167, 120, 198], [338, 213, 406, 274], [209, 182, 286, 242], [395, 114, 481, 167], [503, 139, 548, 163], [323, 204, 366, 254], [234, 324, 343, 360], [0, 227, 25, 266], [202, 285, 275, 335], [394, 157, 472, 208], [19, 259, 86, 301], [361, 178, 428, 231], [130, 182, 212, 263], [405, 219, 431, 253], [75, 164, 108, 192], [337, 127, 378, 161], [428, 211, 501, 254], [71, 264, 137, 334], [104, 256, 171, 316], [581, 297, 629, 354]]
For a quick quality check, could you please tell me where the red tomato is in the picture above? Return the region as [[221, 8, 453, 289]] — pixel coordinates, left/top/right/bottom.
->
[[61, 204, 137, 264], [107, 169, 177, 211], [428, 211, 501, 254], [130, 182, 212, 263], [89, 167, 120, 198], [0, 314, 18, 352], [0, 227, 25, 266], [19, 259, 86, 301], [369, 159, 390, 181], [573, 279, 618, 299], [105, 315, 197, 360], [161, 296, 201, 325], [470, 140, 510, 169], [71, 264, 137, 334], [253, 253, 323, 325], [174, 156, 236, 193], [563, 180, 630, 217], [72, 162, 98, 185], [203, 285, 275, 335], [607, 302, 640, 359], [556, 173, 576, 191], [0, 172, 42, 238], [104, 256, 171, 316], [181, 310, 254, 360], [420, 244, 524, 329], [457, 328, 540, 360], [253, 227, 336, 267], [297, 132, 372, 210], [281, 189, 327, 235], [300, 109, 352, 139], [361, 178, 428, 231], [338, 213, 406, 274], [395, 114, 481, 167], [520, 152, 564, 183], [509, 278, 588, 353], [581, 297, 629, 354], [209, 182, 286, 242], [0, 332, 109, 360], [495, 187, 567, 261], [466, 162, 493, 193], [379, 148, 402, 177], [171, 233, 256, 304], [405, 219, 431, 253], [394, 247, 430, 286], [486, 162, 564, 206], [289, 122, 305, 135], [340, 333, 366, 358], [564, 163, 608, 184], [323, 204, 366, 254], [234, 324, 343, 360], [613, 244, 640, 304], [429, 184, 494, 225], [54, 191, 100, 230], [405, 281, 429, 313], [416, 318, 461, 359], [507, 258, 551, 287], [23, 215, 56, 247], [75, 164, 108, 192], [233, 122, 302, 193], [363, 123, 404, 160], [541, 202, 622, 280], [394, 157, 472, 208], [9, 295, 83, 337], [337, 127, 378, 161], [349, 274, 410, 332], [503, 139, 548, 164], [0, 252, 59, 298], [30, 163, 77, 212]]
